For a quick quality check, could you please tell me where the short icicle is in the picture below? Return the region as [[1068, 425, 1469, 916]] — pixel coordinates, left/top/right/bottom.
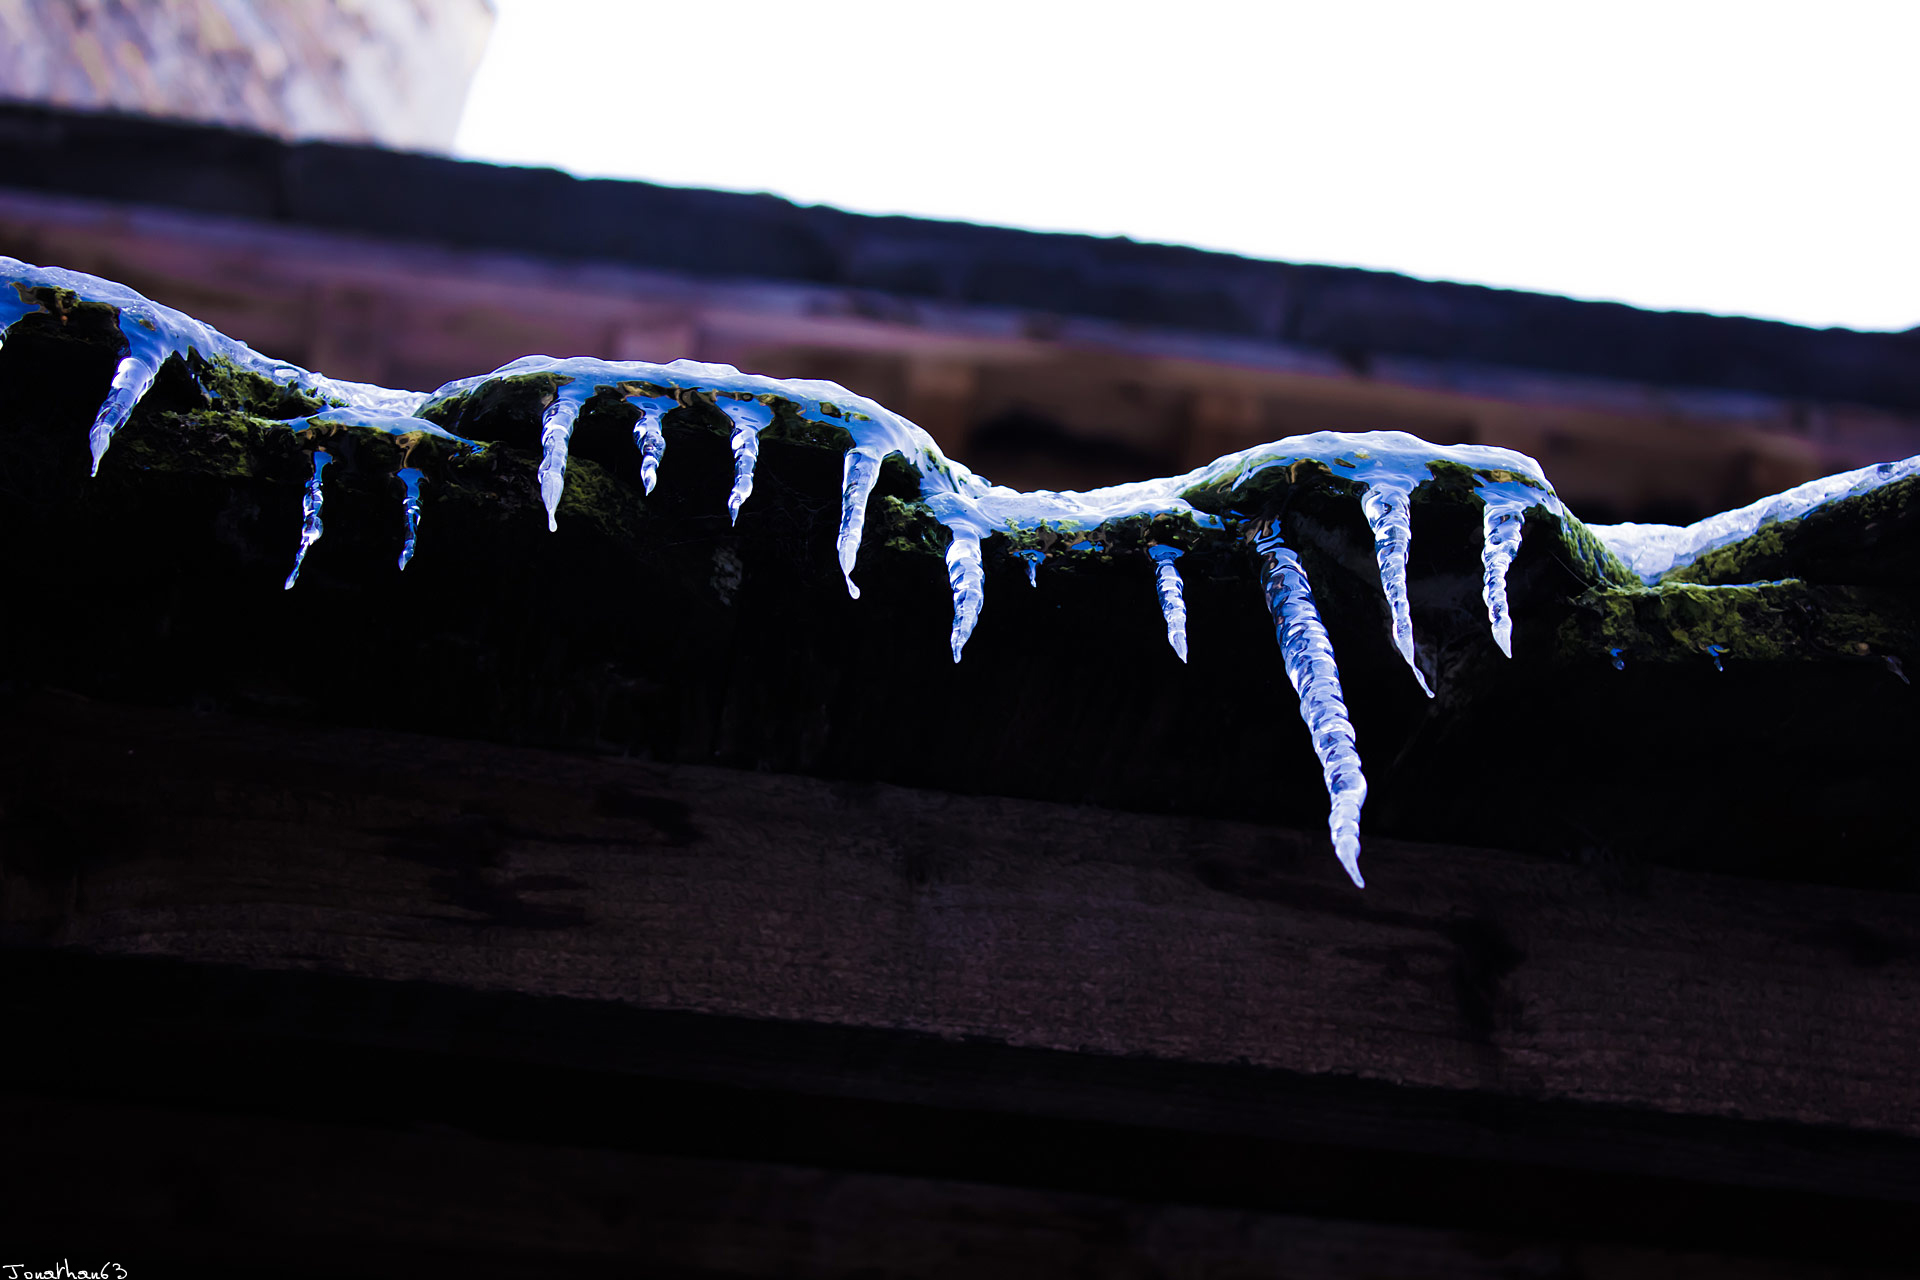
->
[[284, 449, 332, 590], [396, 467, 424, 570], [627, 394, 674, 495], [1017, 550, 1042, 586], [1478, 483, 1534, 657], [720, 398, 772, 525], [1146, 544, 1190, 662], [536, 384, 588, 532], [1359, 477, 1432, 696], [1249, 517, 1369, 888], [835, 447, 883, 598], [88, 351, 162, 476], [945, 526, 985, 662]]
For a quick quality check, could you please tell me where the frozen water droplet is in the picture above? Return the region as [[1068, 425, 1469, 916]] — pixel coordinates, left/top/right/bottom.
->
[[1359, 478, 1432, 696], [946, 527, 985, 662], [1707, 643, 1728, 672], [396, 467, 424, 570], [1609, 646, 1626, 671], [88, 352, 161, 475], [1250, 518, 1368, 888], [720, 398, 772, 525], [283, 450, 331, 590], [1147, 544, 1189, 662], [836, 447, 882, 599], [627, 393, 675, 495], [1478, 484, 1533, 658], [537, 386, 587, 532], [1887, 655, 1909, 685]]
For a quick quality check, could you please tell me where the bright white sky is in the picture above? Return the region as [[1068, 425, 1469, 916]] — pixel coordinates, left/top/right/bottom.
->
[[455, 0, 1919, 333]]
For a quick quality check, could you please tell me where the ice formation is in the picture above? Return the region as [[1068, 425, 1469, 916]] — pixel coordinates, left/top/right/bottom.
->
[[1358, 477, 1431, 696], [397, 467, 425, 571], [1250, 519, 1368, 887], [1590, 456, 1920, 583], [630, 395, 674, 495], [283, 450, 331, 590], [1147, 545, 1190, 663], [16, 255, 1901, 886], [1477, 481, 1536, 659]]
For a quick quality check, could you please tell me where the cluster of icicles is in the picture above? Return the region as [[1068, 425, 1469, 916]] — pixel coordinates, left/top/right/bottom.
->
[[7, 257, 1907, 887]]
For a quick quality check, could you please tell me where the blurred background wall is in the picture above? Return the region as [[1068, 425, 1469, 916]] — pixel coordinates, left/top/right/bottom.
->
[[0, 0, 494, 150]]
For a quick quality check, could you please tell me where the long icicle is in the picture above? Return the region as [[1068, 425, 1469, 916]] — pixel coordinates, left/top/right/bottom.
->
[[1147, 544, 1190, 662], [720, 399, 771, 525], [1478, 484, 1533, 657], [536, 385, 587, 532], [835, 446, 883, 598], [627, 393, 674, 494], [396, 467, 424, 570], [1359, 477, 1433, 696], [284, 449, 332, 590], [1250, 517, 1368, 888], [88, 351, 162, 475], [945, 526, 985, 662]]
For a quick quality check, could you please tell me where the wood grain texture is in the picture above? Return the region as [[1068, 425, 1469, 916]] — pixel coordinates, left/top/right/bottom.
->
[[4, 692, 1917, 1143]]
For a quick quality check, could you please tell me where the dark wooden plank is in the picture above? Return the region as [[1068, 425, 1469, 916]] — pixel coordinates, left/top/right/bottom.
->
[[4, 689, 1917, 1147]]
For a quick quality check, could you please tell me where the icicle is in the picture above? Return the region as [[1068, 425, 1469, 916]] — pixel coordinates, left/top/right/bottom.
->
[[1358, 478, 1433, 696], [1250, 518, 1368, 888], [720, 398, 772, 525], [88, 352, 162, 476], [284, 450, 332, 590], [1147, 545, 1190, 662], [1609, 647, 1626, 671], [945, 526, 985, 662], [627, 393, 674, 495], [1478, 484, 1533, 657], [396, 467, 424, 570], [835, 446, 883, 598], [1707, 643, 1728, 672], [536, 384, 588, 532], [1016, 549, 1043, 586]]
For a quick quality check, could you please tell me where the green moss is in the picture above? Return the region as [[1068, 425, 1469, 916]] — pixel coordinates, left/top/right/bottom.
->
[[871, 494, 949, 558], [1666, 474, 1920, 586], [1554, 510, 1640, 588], [193, 353, 331, 420], [1561, 579, 1919, 667]]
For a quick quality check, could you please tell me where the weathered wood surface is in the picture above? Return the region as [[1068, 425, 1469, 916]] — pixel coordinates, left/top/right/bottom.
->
[[4, 691, 1917, 1145]]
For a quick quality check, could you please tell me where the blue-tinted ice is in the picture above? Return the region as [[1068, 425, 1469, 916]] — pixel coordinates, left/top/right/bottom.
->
[[12, 256, 1908, 886]]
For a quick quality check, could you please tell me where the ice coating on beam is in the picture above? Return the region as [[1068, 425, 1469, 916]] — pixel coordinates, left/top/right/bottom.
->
[[1, 257, 429, 475], [1477, 480, 1535, 658], [1358, 477, 1431, 695], [1, 262, 1618, 890], [1591, 453, 1920, 583], [1250, 518, 1368, 888], [719, 398, 772, 525], [397, 467, 424, 571], [284, 450, 331, 590], [1147, 545, 1190, 662]]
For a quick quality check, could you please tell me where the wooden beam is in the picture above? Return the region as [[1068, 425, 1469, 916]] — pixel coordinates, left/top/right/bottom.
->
[[5, 693, 1917, 1149]]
